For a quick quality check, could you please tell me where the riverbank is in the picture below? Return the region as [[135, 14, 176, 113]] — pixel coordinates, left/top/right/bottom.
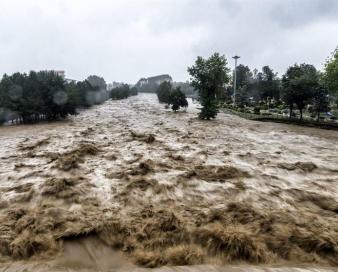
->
[[223, 108, 338, 130]]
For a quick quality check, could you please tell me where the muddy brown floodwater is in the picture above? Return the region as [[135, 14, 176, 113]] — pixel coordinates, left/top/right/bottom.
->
[[0, 93, 337, 272]]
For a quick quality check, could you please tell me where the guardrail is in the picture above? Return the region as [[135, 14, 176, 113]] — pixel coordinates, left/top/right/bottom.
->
[[223, 108, 338, 130]]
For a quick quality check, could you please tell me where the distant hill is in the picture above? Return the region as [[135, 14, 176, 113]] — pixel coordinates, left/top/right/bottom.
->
[[134, 74, 196, 97]]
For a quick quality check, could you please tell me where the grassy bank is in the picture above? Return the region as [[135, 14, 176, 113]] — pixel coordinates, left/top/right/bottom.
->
[[223, 108, 338, 131]]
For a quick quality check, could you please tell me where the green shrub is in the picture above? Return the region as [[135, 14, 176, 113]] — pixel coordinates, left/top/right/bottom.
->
[[169, 87, 188, 111], [110, 84, 137, 100], [253, 107, 261, 115], [157, 81, 172, 104]]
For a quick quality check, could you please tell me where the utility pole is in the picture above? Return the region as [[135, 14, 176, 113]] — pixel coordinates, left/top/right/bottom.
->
[[232, 55, 240, 105]]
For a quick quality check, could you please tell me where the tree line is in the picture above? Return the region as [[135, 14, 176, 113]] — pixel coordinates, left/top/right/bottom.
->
[[0, 72, 112, 124], [186, 47, 338, 121], [110, 84, 138, 100]]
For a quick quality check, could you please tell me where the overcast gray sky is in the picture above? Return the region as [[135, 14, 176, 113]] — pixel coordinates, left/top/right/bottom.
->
[[0, 0, 338, 83]]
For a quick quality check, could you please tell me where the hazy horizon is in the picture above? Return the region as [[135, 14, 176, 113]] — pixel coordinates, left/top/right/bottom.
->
[[1, 0, 338, 83]]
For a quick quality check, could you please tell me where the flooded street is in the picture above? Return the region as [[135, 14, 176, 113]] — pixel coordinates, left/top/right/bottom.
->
[[0, 93, 337, 271]]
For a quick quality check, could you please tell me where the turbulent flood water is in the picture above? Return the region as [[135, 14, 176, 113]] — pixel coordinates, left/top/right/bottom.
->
[[0, 93, 337, 272]]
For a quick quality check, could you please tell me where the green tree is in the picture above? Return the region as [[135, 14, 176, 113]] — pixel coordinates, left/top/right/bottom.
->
[[169, 87, 188, 111], [324, 47, 338, 100], [233, 65, 253, 107], [34, 71, 67, 120], [188, 53, 231, 119], [312, 85, 329, 122], [281, 64, 318, 120], [0, 73, 26, 121], [235, 64, 253, 89], [156, 81, 172, 104], [86, 75, 108, 104], [64, 82, 82, 114], [130, 87, 138, 96], [86, 75, 107, 90], [111, 84, 131, 100], [281, 86, 295, 118], [0, 109, 5, 124], [256, 66, 280, 100], [76, 80, 95, 107], [0, 71, 109, 125]]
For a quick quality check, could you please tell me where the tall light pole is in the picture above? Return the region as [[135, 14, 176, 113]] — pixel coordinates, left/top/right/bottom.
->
[[232, 55, 240, 105]]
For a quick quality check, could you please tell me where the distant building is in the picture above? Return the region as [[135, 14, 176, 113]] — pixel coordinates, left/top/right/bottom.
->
[[135, 74, 173, 93], [50, 70, 77, 83], [137, 74, 172, 87], [107, 81, 125, 90], [65, 78, 77, 84], [54, 70, 65, 79]]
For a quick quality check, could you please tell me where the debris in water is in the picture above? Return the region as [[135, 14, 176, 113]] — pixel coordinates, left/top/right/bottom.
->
[[52, 142, 100, 171], [277, 161, 317, 172], [130, 130, 156, 143], [17, 137, 50, 151], [193, 164, 249, 182]]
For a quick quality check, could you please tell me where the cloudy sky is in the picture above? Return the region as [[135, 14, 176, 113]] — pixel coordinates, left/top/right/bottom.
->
[[0, 0, 338, 83]]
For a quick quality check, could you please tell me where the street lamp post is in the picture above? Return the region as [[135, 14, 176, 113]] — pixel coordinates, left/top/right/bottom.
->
[[232, 55, 240, 105]]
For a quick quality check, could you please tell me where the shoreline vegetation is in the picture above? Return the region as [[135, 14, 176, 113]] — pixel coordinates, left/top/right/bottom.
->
[[1, 46, 338, 128], [223, 107, 338, 131], [0, 72, 137, 126]]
